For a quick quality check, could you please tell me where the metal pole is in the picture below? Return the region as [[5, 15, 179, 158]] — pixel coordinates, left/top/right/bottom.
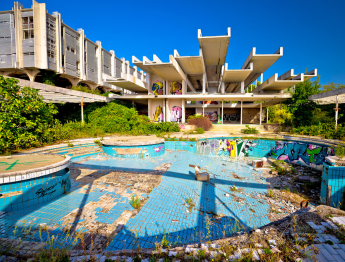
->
[[336, 95, 339, 131], [222, 101, 224, 124], [81, 97, 84, 124], [240, 101, 243, 125], [260, 101, 262, 125], [202, 102, 204, 116]]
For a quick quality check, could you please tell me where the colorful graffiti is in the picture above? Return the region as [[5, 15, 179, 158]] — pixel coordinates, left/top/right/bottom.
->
[[153, 106, 164, 122], [205, 111, 218, 122], [199, 101, 218, 105], [196, 138, 257, 157], [270, 141, 334, 170], [171, 106, 182, 123], [153, 144, 164, 153], [170, 82, 182, 95], [152, 81, 163, 95], [223, 113, 240, 122], [179, 124, 186, 130]]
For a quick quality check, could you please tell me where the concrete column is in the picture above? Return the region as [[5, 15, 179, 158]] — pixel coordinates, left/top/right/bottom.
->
[[182, 99, 186, 123], [182, 80, 187, 95], [148, 99, 152, 121], [240, 101, 243, 125], [260, 73, 263, 84], [166, 99, 169, 122], [14, 2, 23, 68], [202, 103, 205, 116], [126, 61, 130, 81], [55, 12, 63, 74], [260, 101, 262, 125], [267, 107, 269, 123], [221, 82, 225, 94], [241, 82, 245, 93], [203, 73, 206, 94], [110, 50, 115, 78], [96, 41, 102, 85], [163, 98, 166, 122], [23, 69, 40, 81], [33, 1, 48, 69], [336, 95, 339, 131], [121, 58, 126, 79], [222, 101, 224, 124]]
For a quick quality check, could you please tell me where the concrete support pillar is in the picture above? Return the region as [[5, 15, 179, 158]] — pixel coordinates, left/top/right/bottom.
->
[[23, 69, 40, 81], [126, 61, 130, 80], [221, 82, 225, 94], [203, 73, 206, 94], [64, 76, 79, 87], [166, 99, 169, 122], [336, 95, 339, 131], [14, 2, 23, 68], [121, 58, 126, 79], [33, 1, 48, 69], [110, 50, 115, 78], [96, 41, 102, 85], [222, 101, 224, 124], [260, 73, 263, 84], [260, 101, 262, 125], [267, 107, 269, 123], [55, 12, 63, 74], [202, 103, 205, 116], [163, 98, 166, 122], [182, 80, 187, 95], [148, 99, 152, 121], [241, 81, 245, 93], [240, 101, 243, 125], [182, 99, 186, 123]]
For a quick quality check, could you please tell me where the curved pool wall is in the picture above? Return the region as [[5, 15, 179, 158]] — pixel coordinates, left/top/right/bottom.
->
[[165, 137, 334, 171], [0, 168, 71, 212], [102, 142, 165, 158]]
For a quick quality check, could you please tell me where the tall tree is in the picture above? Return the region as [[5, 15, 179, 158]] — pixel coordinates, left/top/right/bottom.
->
[[284, 76, 321, 126]]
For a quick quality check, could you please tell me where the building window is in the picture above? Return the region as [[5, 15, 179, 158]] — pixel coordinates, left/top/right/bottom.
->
[[22, 16, 34, 39]]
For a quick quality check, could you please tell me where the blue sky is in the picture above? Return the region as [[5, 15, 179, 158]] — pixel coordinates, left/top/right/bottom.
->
[[3, 0, 345, 85]]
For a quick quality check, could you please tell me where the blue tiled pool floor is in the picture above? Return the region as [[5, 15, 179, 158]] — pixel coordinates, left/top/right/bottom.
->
[[0, 150, 270, 250]]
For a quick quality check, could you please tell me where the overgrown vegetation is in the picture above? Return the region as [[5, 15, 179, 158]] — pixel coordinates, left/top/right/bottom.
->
[[241, 125, 259, 134], [130, 195, 141, 209], [187, 114, 213, 131], [0, 77, 180, 154]]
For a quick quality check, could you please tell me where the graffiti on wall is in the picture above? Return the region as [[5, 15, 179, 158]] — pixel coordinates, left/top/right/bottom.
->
[[152, 81, 163, 95], [170, 82, 182, 95], [270, 141, 334, 170], [196, 138, 257, 157], [154, 105, 164, 122], [223, 114, 240, 122], [205, 111, 218, 122], [171, 106, 182, 123]]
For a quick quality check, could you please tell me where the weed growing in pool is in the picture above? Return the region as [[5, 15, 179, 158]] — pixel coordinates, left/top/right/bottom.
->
[[67, 142, 74, 147], [241, 125, 259, 134], [184, 196, 195, 212], [130, 195, 141, 209], [94, 139, 102, 146], [267, 189, 274, 198]]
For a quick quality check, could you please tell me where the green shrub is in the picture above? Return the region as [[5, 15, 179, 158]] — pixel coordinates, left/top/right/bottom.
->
[[195, 127, 205, 134], [130, 195, 141, 209], [241, 125, 259, 134]]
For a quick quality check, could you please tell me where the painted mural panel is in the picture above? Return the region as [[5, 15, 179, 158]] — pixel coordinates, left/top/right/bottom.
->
[[270, 141, 333, 170], [153, 105, 164, 122], [151, 80, 163, 95], [171, 106, 182, 123], [170, 81, 182, 95], [196, 138, 257, 157]]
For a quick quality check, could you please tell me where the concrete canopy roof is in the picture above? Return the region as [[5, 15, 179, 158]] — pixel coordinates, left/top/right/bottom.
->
[[174, 55, 205, 75], [242, 47, 283, 88], [222, 62, 253, 83], [133, 55, 186, 81], [309, 87, 345, 104], [198, 28, 231, 65], [252, 72, 304, 92], [106, 79, 148, 92], [8, 77, 110, 103], [115, 93, 291, 102]]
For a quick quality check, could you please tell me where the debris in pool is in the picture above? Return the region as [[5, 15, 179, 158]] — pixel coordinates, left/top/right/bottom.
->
[[172, 220, 179, 222], [225, 193, 230, 197]]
